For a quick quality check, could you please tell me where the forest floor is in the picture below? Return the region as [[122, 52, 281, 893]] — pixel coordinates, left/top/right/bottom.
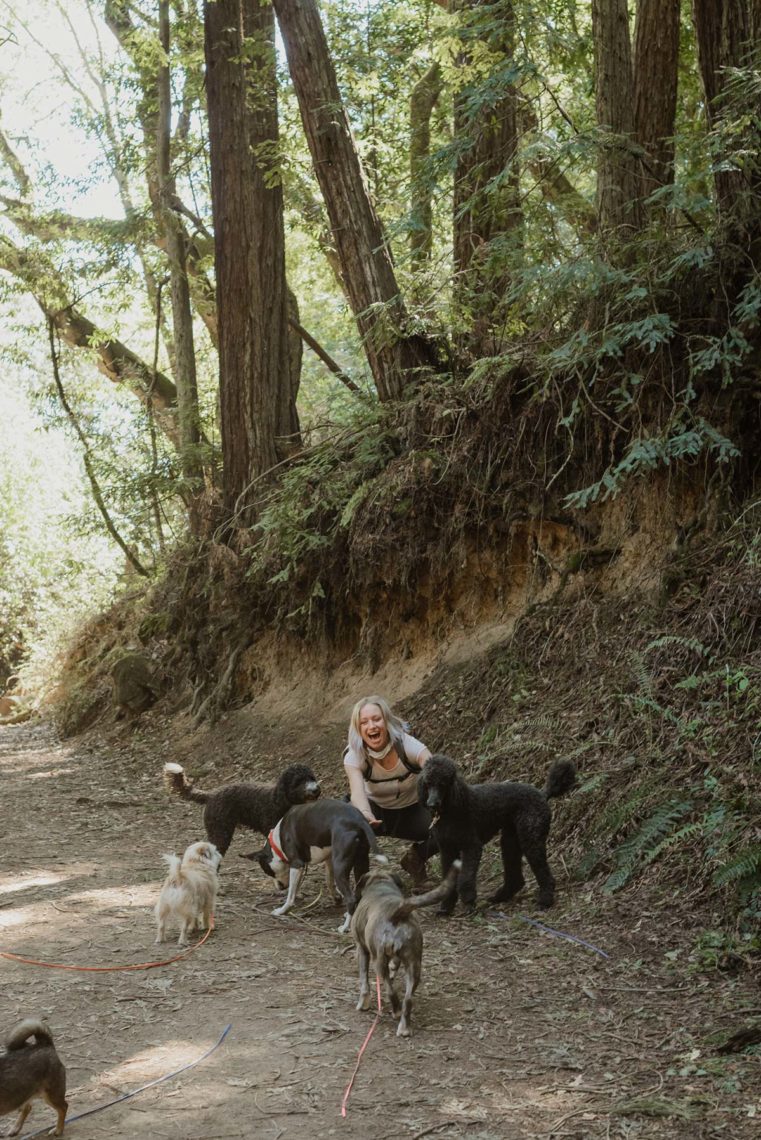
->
[[1, 708, 759, 1140]]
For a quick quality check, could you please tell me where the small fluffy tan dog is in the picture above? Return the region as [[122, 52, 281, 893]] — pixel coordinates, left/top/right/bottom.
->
[[0, 1019, 67, 1137], [350, 860, 461, 1037], [154, 840, 221, 946]]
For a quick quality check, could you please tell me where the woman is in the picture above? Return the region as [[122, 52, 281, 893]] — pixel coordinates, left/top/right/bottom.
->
[[343, 695, 436, 883]]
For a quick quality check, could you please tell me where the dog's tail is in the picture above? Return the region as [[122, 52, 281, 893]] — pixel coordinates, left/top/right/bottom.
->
[[6, 1019, 55, 1051], [163, 762, 209, 804], [389, 860, 461, 923], [544, 759, 577, 800], [161, 853, 183, 884]]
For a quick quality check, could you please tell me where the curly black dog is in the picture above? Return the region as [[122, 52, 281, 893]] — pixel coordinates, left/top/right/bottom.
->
[[162, 762, 320, 856], [417, 754, 576, 913]]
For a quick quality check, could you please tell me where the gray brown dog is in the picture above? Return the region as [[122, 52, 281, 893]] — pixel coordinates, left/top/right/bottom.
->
[[350, 860, 461, 1037], [0, 1019, 68, 1137]]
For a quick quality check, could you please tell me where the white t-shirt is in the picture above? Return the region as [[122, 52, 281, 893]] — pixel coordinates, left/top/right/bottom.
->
[[343, 732, 427, 810]]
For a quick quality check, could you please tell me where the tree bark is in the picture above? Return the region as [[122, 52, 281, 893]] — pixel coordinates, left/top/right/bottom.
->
[[410, 62, 443, 266], [158, 0, 203, 524], [452, 0, 522, 354], [692, 0, 760, 214], [273, 0, 439, 401], [592, 0, 643, 235], [204, 0, 300, 517], [633, 0, 681, 200]]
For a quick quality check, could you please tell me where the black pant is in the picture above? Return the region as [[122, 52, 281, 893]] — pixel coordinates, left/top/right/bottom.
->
[[367, 800, 438, 860]]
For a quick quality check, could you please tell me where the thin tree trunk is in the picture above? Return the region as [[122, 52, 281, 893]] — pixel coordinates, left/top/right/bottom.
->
[[273, 0, 439, 402], [204, 0, 299, 518], [158, 0, 203, 528], [633, 0, 681, 200], [47, 319, 150, 578], [410, 62, 443, 266], [592, 0, 643, 235]]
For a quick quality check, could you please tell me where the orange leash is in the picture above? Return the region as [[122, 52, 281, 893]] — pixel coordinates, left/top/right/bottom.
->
[[0, 916, 215, 972], [341, 975, 382, 1117]]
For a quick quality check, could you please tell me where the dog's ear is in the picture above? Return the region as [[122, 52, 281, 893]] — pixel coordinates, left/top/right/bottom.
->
[[244, 843, 275, 877], [391, 872, 405, 891]]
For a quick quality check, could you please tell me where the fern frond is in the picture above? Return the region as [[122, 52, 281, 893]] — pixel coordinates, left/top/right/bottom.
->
[[645, 635, 712, 660], [642, 820, 704, 865], [713, 845, 761, 887], [604, 799, 693, 892], [630, 651, 652, 698]]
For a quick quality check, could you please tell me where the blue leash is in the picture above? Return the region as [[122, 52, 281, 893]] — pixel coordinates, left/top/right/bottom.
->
[[492, 911, 610, 958], [19, 1024, 232, 1139]]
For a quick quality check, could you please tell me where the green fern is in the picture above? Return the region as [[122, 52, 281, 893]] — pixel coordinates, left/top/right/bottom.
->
[[576, 846, 604, 879], [713, 844, 761, 889], [642, 820, 705, 865], [576, 772, 608, 795], [645, 634, 712, 661], [604, 799, 693, 892], [597, 782, 651, 838], [631, 650, 652, 698]]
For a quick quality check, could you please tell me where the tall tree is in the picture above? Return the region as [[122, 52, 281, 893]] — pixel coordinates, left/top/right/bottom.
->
[[273, 0, 439, 402], [409, 61, 443, 268], [452, 0, 522, 355], [204, 0, 300, 517], [592, 0, 643, 235], [633, 0, 681, 200], [158, 0, 203, 524], [692, 0, 761, 216]]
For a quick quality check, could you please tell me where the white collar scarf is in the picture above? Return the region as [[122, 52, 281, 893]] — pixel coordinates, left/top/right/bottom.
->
[[366, 740, 394, 761]]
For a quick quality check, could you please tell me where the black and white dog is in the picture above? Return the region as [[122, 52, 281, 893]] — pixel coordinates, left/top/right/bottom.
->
[[248, 799, 386, 932]]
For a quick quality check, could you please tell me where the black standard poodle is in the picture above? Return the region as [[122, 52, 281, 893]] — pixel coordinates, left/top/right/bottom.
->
[[417, 754, 576, 913], [162, 762, 321, 855]]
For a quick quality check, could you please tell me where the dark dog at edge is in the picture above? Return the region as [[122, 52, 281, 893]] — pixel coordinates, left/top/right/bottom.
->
[[247, 798, 386, 931], [0, 1020, 68, 1137], [417, 754, 576, 913], [163, 762, 320, 855], [351, 860, 461, 1037]]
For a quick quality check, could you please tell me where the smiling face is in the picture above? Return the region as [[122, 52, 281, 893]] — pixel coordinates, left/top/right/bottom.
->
[[358, 702, 389, 752]]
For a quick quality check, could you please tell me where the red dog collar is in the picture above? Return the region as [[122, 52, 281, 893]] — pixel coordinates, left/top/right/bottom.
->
[[268, 829, 289, 864]]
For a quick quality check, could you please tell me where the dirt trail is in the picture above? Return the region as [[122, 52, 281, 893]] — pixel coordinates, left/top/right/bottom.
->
[[1, 716, 758, 1139]]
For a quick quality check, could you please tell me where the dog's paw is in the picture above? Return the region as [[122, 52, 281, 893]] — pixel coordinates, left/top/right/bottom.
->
[[356, 995, 371, 1011], [396, 1022, 411, 1037], [272, 904, 289, 917], [337, 912, 351, 934]]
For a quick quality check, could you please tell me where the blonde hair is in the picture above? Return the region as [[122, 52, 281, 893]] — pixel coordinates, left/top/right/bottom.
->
[[347, 695, 408, 758]]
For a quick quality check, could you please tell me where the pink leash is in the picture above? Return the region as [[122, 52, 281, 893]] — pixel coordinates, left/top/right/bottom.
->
[[341, 975, 382, 1117]]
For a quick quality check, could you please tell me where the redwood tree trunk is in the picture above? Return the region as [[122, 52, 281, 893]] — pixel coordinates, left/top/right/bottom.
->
[[592, 0, 643, 235], [633, 0, 681, 200], [452, 0, 522, 355], [273, 0, 438, 401], [204, 0, 299, 516], [692, 0, 760, 214]]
